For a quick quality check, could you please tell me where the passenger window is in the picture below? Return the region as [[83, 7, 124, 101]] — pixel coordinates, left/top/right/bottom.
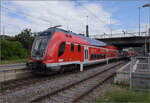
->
[[104, 54, 106, 58], [98, 54, 100, 59], [71, 43, 74, 52], [94, 54, 96, 59], [85, 50, 87, 59], [91, 54, 93, 60], [78, 45, 81, 52], [86, 50, 88, 59], [58, 42, 65, 57]]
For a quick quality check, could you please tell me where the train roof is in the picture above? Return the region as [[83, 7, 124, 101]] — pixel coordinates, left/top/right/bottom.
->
[[49, 27, 107, 47]]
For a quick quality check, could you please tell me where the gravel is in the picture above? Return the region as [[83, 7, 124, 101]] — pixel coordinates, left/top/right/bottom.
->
[[0, 62, 121, 103]]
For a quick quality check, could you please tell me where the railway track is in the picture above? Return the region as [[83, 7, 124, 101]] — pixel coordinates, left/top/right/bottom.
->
[[0, 61, 110, 93], [0, 70, 78, 94], [31, 61, 126, 103]]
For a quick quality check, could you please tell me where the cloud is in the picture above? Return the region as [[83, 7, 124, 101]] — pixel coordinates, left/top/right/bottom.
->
[[1, 1, 121, 36]]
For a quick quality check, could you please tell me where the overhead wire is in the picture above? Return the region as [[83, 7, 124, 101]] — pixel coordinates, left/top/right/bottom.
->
[[75, 1, 112, 30], [1, 5, 53, 26], [2, 2, 113, 34]]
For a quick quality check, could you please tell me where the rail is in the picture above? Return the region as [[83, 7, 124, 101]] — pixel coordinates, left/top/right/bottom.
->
[[31, 61, 125, 102]]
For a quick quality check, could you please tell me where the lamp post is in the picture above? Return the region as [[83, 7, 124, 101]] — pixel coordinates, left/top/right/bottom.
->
[[142, 3, 150, 54]]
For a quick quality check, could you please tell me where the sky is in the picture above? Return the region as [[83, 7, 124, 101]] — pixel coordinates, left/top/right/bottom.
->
[[1, 0, 150, 37]]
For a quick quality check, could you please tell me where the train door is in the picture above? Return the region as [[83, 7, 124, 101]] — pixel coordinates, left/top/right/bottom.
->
[[84, 46, 89, 62]]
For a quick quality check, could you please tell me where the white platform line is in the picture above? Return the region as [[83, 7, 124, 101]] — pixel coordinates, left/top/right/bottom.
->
[[117, 62, 130, 72], [133, 60, 139, 72]]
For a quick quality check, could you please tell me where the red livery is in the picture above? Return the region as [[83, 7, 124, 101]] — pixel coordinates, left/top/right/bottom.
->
[[28, 27, 120, 74]]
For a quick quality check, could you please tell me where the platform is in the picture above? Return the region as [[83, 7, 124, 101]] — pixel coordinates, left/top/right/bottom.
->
[[0, 63, 32, 82], [0, 63, 26, 71], [115, 57, 150, 91], [114, 62, 130, 83]]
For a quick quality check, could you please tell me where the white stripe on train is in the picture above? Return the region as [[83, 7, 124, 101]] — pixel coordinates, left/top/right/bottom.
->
[[46, 57, 118, 71]]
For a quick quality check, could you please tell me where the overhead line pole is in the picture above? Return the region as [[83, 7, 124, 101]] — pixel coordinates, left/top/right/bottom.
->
[[138, 7, 141, 36], [86, 16, 89, 37], [2, 26, 5, 40], [110, 16, 112, 37], [142, 2, 150, 54], [76, 1, 112, 35]]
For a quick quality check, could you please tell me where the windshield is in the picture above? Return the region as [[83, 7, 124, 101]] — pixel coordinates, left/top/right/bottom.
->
[[31, 29, 54, 59], [32, 36, 49, 58], [34, 38, 48, 51]]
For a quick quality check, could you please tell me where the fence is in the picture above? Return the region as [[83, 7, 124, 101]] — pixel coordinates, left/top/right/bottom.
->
[[130, 56, 150, 91]]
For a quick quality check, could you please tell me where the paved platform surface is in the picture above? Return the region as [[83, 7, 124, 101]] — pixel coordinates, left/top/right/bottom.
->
[[119, 59, 149, 73], [115, 59, 150, 87], [119, 62, 130, 72], [135, 59, 149, 72], [0, 63, 26, 71]]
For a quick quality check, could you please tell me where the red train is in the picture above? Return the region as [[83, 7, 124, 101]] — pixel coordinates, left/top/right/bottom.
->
[[27, 26, 120, 74]]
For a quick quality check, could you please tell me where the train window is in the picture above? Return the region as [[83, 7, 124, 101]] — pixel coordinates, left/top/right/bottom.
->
[[71, 43, 74, 52], [58, 42, 65, 57], [91, 54, 93, 60], [99, 54, 101, 59], [98, 54, 100, 59], [85, 50, 87, 59], [94, 54, 96, 59], [86, 50, 88, 59], [101, 54, 103, 58], [97, 54, 99, 59], [104, 54, 106, 58], [103, 54, 105, 58], [78, 45, 81, 52]]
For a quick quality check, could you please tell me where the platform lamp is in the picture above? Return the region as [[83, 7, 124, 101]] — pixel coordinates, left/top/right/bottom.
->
[[142, 3, 150, 54]]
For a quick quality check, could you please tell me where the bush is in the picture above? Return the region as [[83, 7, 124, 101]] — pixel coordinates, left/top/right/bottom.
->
[[1, 40, 29, 60]]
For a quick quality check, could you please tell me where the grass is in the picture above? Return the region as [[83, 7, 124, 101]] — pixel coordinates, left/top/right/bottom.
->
[[0, 58, 29, 65], [115, 81, 129, 88], [97, 83, 150, 103]]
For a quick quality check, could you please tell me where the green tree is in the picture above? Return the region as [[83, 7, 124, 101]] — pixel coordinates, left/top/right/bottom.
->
[[1, 40, 28, 60], [14, 28, 35, 52]]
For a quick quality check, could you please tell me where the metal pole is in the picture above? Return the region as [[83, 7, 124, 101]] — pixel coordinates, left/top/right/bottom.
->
[[138, 7, 141, 36], [2, 25, 5, 40], [110, 16, 112, 37], [149, 4, 150, 54], [86, 16, 89, 37], [145, 25, 147, 55], [80, 63, 83, 71], [148, 57, 150, 70], [148, 0, 150, 54], [130, 57, 133, 89], [142, 2, 150, 53], [106, 49, 109, 64]]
